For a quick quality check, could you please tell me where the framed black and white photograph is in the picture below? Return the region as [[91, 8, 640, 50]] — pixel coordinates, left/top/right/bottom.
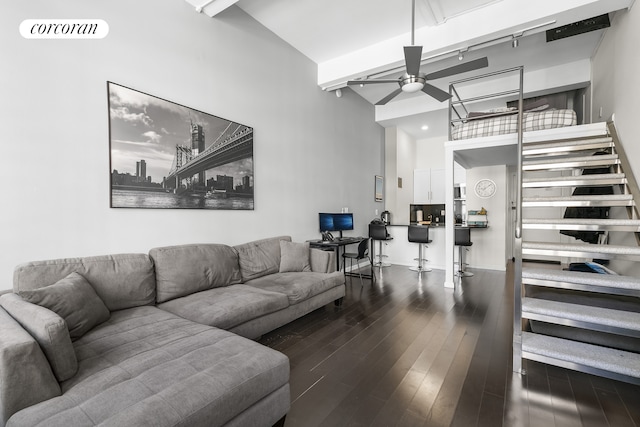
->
[[108, 82, 254, 209]]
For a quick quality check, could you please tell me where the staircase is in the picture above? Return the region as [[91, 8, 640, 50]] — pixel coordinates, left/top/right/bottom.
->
[[513, 122, 640, 385]]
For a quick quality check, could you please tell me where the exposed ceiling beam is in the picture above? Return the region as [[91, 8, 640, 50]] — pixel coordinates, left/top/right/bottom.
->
[[317, 0, 633, 90], [186, 0, 239, 17]]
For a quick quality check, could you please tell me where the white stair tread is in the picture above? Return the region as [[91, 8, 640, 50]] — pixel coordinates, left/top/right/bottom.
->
[[523, 154, 618, 166], [523, 218, 640, 230], [523, 137, 612, 149], [523, 173, 625, 184], [522, 267, 640, 292], [523, 140, 614, 156], [523, 241, 640, 257], [524, 194, 633, 202], [522, 297, 640, 332], [522, 332, 640, 378], [524, 218, 640, 225]]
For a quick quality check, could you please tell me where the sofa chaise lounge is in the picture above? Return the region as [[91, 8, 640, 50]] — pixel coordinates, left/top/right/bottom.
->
[[0, 236, 345, 427]]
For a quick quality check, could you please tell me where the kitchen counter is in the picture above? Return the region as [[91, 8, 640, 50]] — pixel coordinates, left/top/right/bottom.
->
[[379, 224, 486, 269]]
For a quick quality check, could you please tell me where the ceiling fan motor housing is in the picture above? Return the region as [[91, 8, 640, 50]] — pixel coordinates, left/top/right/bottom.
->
[[400, 73, 426, 92]]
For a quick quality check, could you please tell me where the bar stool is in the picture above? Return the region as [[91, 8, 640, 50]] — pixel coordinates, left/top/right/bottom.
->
[[369, 223, 392, 267], [455, 227, 474, 277], [408, 224, 431, 273]]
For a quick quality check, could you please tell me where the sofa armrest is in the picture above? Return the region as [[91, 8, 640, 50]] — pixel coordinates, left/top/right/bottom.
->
[[0, 307, 60, 427], [309, 248, 336, 273]]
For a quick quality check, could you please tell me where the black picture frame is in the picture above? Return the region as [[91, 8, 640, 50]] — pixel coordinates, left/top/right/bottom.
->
[[107, 82, 254, 209]]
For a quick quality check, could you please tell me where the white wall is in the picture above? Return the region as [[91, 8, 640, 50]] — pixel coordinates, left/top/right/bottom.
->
[[465, 166, 508, 271], [415, 136, 446, 170], [591, 5, 640, 275], [0, 0, 384, 289], [592, 6, 640, 179], [384, 128, 415, 224]]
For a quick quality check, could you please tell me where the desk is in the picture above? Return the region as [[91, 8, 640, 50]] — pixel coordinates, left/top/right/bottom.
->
[[308, 237, 364, 273]]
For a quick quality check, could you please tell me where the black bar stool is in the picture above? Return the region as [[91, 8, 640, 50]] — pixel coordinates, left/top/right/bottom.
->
[[408, 224, 432, 273], [455, 227, 474, 277], [369, 223, 392, 267]]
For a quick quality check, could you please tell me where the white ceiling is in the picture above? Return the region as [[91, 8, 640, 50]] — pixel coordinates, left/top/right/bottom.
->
[[186, 0, 634, 139]]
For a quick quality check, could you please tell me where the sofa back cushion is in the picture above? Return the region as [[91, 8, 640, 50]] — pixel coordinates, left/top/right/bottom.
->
[[234, 236, 291, 282], [150, 244, 242, 303], [13, 254, 156, 312]]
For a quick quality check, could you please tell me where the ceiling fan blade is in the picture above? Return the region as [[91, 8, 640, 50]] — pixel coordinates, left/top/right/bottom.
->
[[425, 57, 489, 81], [347, 79, 400, 86], [375, 88, 404, 106], [421, 83, 452, 102], [404, 45, 423, 76]]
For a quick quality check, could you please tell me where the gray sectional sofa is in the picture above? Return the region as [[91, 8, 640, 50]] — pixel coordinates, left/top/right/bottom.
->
[[0, 236, 345, 427]]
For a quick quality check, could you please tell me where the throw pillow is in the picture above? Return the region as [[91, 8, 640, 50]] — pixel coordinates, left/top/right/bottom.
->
[[18, 272, 110, 340], [279, 241, 312, 273], [0, 293, 78, 381]]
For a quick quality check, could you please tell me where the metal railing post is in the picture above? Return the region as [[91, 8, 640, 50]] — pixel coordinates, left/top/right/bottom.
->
[[513, 66, 524, 375]]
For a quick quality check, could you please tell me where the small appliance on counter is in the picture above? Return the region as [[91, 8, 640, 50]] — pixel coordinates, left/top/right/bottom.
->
[[381, 210, 391, 224], [410, 204, 444, 225]]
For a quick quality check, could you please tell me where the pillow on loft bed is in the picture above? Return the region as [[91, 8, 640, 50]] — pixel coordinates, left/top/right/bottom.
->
[[465, 100, 550, 121]]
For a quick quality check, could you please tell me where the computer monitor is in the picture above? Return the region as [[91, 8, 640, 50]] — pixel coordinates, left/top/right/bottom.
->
[[319, 212, 353, 238]]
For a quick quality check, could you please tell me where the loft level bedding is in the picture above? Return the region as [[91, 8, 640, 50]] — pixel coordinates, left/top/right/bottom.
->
[[451, 108, 577, 140]]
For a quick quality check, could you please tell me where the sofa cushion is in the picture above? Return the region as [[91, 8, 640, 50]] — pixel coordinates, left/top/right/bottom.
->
[[13, 253, 156, 311], [7, 306, 290, 427], [245, 271, 345, 305], [309, 247, 333, 273], [149, 244, 243, 304], [0, 307, 62, 426], [279, 240, 311, 273], [17, 272, 110, 341], [234, 236, 291, 282], [157, 284, 290, 330], [0, 293, 77, 382]]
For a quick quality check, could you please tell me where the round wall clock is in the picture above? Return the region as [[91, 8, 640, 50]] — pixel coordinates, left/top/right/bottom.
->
[[474, 178, 496, 198]]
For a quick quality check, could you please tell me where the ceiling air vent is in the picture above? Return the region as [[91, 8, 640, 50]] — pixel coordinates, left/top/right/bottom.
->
[[546, 14, 611, 42]]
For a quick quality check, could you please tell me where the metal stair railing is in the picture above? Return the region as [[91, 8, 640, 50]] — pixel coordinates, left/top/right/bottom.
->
[[608, 123, 640, 233], [512, 68, 524, 375]]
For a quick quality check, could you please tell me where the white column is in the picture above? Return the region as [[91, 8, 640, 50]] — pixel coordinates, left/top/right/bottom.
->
[[444, 147, 455, 288]]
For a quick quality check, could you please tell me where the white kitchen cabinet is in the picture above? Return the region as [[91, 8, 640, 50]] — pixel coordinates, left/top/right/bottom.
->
[[413, 168, 445, 204]]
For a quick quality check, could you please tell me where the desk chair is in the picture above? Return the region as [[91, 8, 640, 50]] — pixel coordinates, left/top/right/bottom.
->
[[455, 227, 474, 277], [369, 223, 392, 267], [342, 238, 375, 285], [408, 225, 432, 273]]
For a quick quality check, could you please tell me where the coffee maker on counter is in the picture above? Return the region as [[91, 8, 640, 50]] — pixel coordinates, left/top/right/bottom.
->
[[381, 210, 391, 225]]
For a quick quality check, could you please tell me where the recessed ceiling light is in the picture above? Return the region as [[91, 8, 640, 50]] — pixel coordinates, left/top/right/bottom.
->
[[421, 125, 429, 130]]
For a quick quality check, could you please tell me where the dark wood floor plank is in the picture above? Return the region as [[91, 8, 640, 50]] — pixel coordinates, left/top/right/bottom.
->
[[567, 371, 609, 427], [595, 388, 636, 427], [425, 332, 479, 427], [613, 381, 640, 426], [476, 391, 507, 427], [548, 376, 582, 427], [503, 373, 531, 427], [256, 264, 640, 427]]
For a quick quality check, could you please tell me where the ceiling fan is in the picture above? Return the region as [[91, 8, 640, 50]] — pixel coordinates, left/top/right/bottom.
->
[[347, 0, 489, 105]]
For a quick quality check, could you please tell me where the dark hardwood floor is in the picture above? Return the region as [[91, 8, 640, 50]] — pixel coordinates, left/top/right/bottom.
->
[[259, 264, 640, 427]]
